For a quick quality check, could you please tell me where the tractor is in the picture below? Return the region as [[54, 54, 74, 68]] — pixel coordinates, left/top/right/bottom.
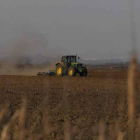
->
[[55, 55, 87, 76]]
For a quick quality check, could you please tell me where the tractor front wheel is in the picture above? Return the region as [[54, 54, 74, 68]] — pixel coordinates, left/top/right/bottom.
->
[[80, 68, 87, 76], [68, 67, 76, 76]]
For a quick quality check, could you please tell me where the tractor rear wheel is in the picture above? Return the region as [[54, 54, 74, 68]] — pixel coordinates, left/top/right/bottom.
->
[[83, 68, 87, 76], [68, 67, 76, 76], [56, 65, 64, 76]]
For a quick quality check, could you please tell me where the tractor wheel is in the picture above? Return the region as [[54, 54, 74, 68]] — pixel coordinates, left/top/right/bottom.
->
[[80, 68, 87, 76], [79, 73, 84, 76], [56, 65, 64, 76], [68, 67, 76, 76]]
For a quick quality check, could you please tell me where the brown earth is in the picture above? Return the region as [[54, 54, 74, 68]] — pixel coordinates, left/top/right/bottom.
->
[[0, 69, 140, 140]]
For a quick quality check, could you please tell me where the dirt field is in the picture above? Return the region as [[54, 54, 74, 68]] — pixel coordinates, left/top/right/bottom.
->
[[0, 69, 140, 140]]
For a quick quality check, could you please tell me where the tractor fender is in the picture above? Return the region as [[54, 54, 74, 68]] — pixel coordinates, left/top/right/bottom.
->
[[56, 63, 61, 66]]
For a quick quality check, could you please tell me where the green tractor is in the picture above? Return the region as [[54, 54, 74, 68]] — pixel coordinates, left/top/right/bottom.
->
[[55, 55, 87, 76]]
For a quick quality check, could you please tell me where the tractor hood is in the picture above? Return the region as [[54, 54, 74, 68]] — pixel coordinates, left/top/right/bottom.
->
[[71, 62, 82, 67]]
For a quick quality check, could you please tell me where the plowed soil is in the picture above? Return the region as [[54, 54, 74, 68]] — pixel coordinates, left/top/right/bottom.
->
[[0, 69, 140, 140]]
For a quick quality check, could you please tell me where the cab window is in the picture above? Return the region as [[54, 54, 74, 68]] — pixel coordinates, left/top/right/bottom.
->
[[67, 57, 71, 63], [71, 57, 76, 62], [61, 57, 67, 63]]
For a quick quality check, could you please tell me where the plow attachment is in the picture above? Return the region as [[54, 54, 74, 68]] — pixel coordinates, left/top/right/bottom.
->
[[37, 70, 55, 76]]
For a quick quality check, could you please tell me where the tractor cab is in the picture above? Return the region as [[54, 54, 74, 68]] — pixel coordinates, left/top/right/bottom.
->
[[61, 56, 77, 63]]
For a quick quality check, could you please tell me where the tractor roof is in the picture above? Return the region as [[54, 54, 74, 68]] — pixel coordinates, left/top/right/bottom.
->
[[62, 55, 76, 57]]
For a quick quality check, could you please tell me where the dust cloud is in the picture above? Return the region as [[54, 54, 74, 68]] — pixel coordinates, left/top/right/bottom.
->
[[0, 31, 61, 75]]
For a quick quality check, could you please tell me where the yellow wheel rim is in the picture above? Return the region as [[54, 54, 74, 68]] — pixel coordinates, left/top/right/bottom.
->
[[69, 69, 73, 76], [57, 67, 62, 75]]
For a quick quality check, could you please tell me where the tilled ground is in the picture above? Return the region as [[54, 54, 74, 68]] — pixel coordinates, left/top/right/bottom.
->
[[0, 69, 140, 140]]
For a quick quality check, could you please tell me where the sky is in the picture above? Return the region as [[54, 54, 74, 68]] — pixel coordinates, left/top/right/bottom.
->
[[0, 0, 140, 59]]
